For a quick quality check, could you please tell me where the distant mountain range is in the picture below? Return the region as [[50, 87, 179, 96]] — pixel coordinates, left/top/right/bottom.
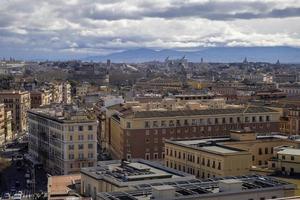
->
[[84, 46, 300, 63]]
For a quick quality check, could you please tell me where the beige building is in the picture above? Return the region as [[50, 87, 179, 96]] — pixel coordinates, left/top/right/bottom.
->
[[165, 129, 300, 178], [30, 89, 52, 108], [0, 90, 30, 134], [76, 82, 90, 97], [49, 81, 71, 104], [0, 104, 13, 146], [269, 146, 300, 176], [165, 138, 252, 179], [28, 105, 98, 175], [106, 104, 281, 160]]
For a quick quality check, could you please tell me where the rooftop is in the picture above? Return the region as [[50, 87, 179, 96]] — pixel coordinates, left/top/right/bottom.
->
[[81, 159, 195, 187], [122, 106, 278, 119], [97, 175, 295, 200], [28, 105, 97, 124], [277, 148, 300, 156]]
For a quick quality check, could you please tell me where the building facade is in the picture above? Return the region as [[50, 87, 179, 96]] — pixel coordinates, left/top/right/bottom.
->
[[165, 139, 252, 179], [107, 106, 280, 160], [0, 90, 30, 134], [28, 105, 98, 175], [30, 90, 51, 108]]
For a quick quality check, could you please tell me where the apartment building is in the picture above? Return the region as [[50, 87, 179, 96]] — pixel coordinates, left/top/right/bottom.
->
[[0, 104, 5, 146], [49, 81, 71, 104], [0, 90, 30, 134], [30, 90, 51, 108], [280, 109, 300, 135], [269, 146, 300, 176], [28, 105, 98, 175], [165, 138, 252, 179], [106, 105, 280, 160]]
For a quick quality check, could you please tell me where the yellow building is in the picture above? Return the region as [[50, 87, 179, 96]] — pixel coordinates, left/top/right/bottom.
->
[[0, 90, 30, 134], [0, 104, 5, 146], [165, 138, 252, 179], [269, 146, 300, 175], [28, 105, 98, 175], [165, 128, 300, 178], [0, 104, 12, 146]]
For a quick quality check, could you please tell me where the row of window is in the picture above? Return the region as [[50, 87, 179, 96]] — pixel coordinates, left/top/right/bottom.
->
[[68, 143, 94, 150], [68, 152, 94, 160], [69, 162, 94, 169], [68, 125, 93, 132], [166, 149, 222, 170], [139, 116, 270, 129], [69, 134, 94, 141], [258, 147, 274, 155]]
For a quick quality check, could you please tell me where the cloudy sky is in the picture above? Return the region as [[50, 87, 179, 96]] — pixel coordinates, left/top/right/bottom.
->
[[1, 0, 300, 59]]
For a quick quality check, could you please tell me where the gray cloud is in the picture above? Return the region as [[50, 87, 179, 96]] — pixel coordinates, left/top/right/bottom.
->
[[0, 0, 300, 59]]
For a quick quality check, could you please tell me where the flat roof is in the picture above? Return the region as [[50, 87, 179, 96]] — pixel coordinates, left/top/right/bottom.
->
[[48, 174, 81, 196], [81, 159, 195, 187], [278, 148, 300, 156], [97, 175, 295, 200], [201, 146, 239, 154], [123, 106, 278, 119]]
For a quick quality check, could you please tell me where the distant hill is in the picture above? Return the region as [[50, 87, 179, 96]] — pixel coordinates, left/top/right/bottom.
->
[[84, 46, 300, 63]]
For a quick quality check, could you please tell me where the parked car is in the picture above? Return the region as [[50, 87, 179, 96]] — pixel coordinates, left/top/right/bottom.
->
[[2, 193, 10, 200], [13, 193, 22, 200]]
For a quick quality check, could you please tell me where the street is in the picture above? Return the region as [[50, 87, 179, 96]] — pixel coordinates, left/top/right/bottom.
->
[[0, 141, 48, 199]]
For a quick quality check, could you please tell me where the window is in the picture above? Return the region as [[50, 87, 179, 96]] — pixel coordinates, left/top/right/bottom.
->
[[69, 145, 74, 150], [176, 120, 181, 126], [291, 156, 295, 160], [154, 153, 158, 159], [78, 135, 84, 140], [145, 153, 150, 160], [79, 126, 83, 131], [212, 161, 216, 168], [69, 154, 74, 159], [207, 159, 210, 167], [229, 117, 233, 123], [260, 198, 265, 200], [265, 148, 268, 154], [88, 125, 93, 130], [192, 119, 196, 125], [169, 120, 174, 127], [245, 117, 249, 123], [252, 155, 255, 161], [184, 119, 189, 126], [291, 168, 294, 173], [222, 118, 226, 124], [88, 153, 94, 158], [78, 144, 84, 150], [259, 116, 263, 122], [70, 135, 73, 141], [218, 162, 221, 170], [215, 118, 219, 124], [282, 155, 285, 160], [145, 121, 150, 128], [153, 121, 158, 127], [259, 148, 262, 155], [266, 116, 270, 121], [88, 143, 93, 149], [126, 122, 131, 128], [237, 117, 241, 123], [161, 121, 166, 127], [259, 160, 262, 165], [282, 167, 285, 171]]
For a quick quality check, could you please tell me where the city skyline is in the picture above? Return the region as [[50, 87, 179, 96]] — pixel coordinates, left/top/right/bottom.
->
[[1, 0, 300, 60]]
